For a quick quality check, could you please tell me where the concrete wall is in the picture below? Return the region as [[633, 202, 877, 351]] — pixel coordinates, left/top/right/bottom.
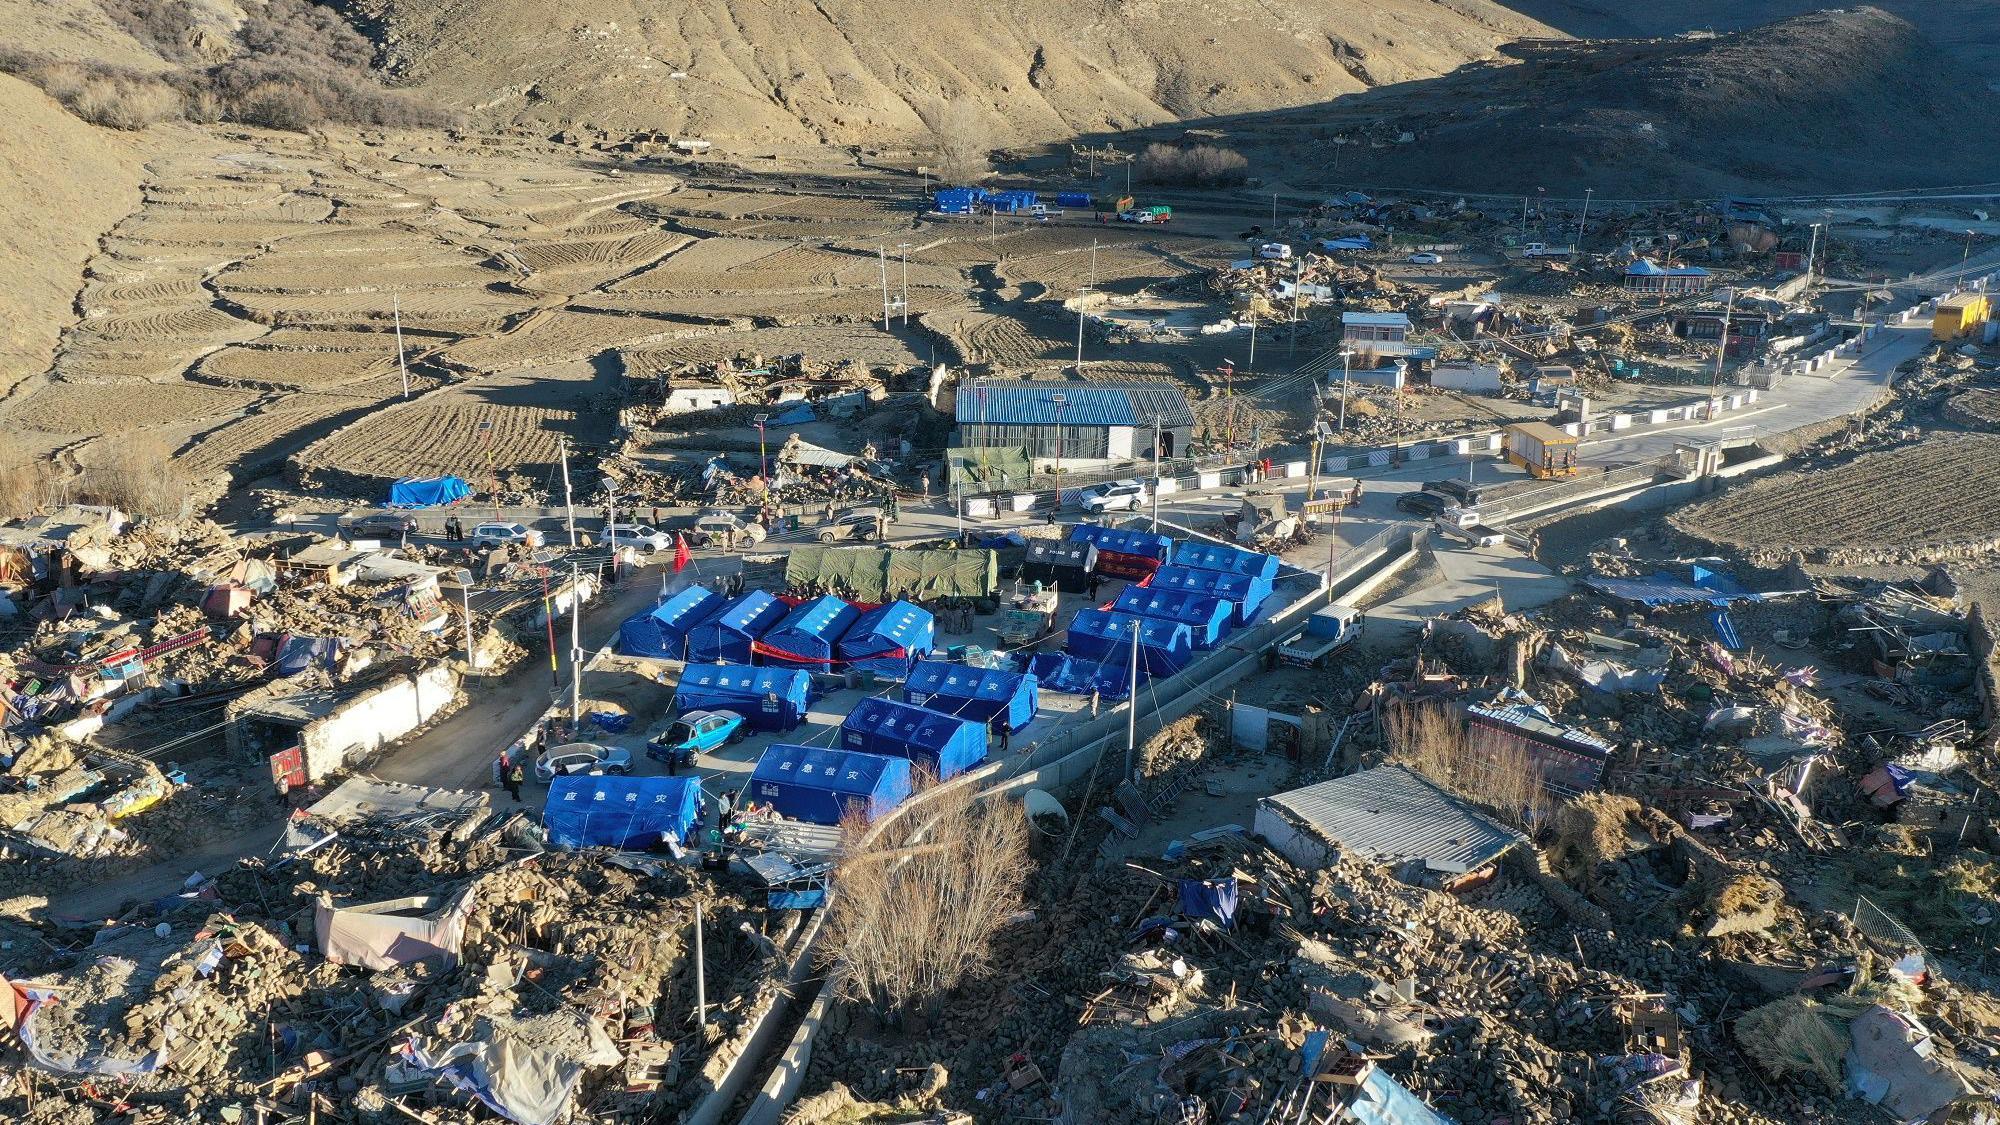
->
[[302, 664, 461, 780]]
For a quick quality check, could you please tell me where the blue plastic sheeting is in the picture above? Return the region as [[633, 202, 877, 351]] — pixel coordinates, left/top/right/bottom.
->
[[750, 744, 912, 825], [1112, 585, 1235, 649], [1066, 608, 1194, 675], [902, 660, 1040, 732], [273, 634, 339, 677], [1147, 565, 1271, 626], [1068, 523, 1175, 562], [1178, 877, 1238, 929], [1712, 610, 1743, 650], [386, 475, 470, 508], [1170, 541, 1281, 582], [543, 775, 704, 850], [758, 595, 861, 671], [673, 664, 813, 731], [835, 600, 935, 678], [771, 403, 815, 425], [1347, 1066, 1457, 1125], [618, 585, 723, 659], [686, 590, 788, 664], [839, 697, 987, 781], [1022, 652, 1130, 700], [1586, 567, 1763, 608]]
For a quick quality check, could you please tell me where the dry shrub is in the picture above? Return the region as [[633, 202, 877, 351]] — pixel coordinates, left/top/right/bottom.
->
[[821, 784, 1028, 1017], [74, 434, 187, 519], [1, 58, 181, 130], [1384, 701, 1550, 827], [1734, 994, 1850, 1092], [1547, 792, 1645, 879], [1138, 142, 1249, 187]]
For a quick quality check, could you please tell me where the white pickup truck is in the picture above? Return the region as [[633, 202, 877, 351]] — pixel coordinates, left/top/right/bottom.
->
[[1278, 604, 1364, 668], [1521, 242, 1574, 258], [1434, 507, 1506, 548]]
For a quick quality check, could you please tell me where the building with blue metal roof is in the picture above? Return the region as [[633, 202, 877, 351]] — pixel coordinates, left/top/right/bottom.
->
[[750, 745, 912, 825], [902, 660, 1039, 732], [955, 380, 1194, 465], [839, 697, 987, 781]]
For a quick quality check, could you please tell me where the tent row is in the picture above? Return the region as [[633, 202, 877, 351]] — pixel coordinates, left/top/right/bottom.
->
[[618, 589, 935, 675], [748, 696, 995, 826]]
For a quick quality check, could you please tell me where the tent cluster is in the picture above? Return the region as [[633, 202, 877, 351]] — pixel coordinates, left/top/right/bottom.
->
[[1058, 527, 1281, 687], [617, 591, 936, 677]]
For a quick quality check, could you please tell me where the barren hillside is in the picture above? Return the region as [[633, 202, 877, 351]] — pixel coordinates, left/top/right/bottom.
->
[[352, 0, 1554, 144]]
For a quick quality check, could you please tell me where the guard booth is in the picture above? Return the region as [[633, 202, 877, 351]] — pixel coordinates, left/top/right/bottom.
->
[[672, 664, 813, 732], [839, 697, 987, 781], [1504, 421, 1580, 479]]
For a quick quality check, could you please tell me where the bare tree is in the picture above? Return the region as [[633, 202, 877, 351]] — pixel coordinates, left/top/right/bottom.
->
[[821, 784, 1028, 1018], [925, 100, 991, 185], [1137, 142, 1249, 187], [74, 433, 187, 519]]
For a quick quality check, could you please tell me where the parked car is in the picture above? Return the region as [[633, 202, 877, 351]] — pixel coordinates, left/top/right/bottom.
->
[[533, 743, 633, 782], [1394, 490, 1450, 517], [647, 710, 746, 765], [1422, 478, 1484, 508], [817, 506, 884, 544], [1408, 251, 1444, 265], [604, 523, 672, 552], [1078, 479, 1148, 514], [472, 522, 544, 548], [346, 512, 418, 537], [689, 512, 766, 548]]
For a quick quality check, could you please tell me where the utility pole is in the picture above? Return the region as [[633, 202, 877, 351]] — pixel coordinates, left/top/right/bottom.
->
[[693, 900, 707, 1027], [898, 242, 912, 325], [1337, 349, 1353, 433], [877, 247, 891, 330], [1050, 392, 1067, 515], [1576, 188, 1593, 256], [1089, 239, 1098, 288], [1520, 195, 1529, 242], [1123, 619, 1140, 781], [1075, 294, 1088, 372], [1150, 416, 1162, 532], [1709, 287, 1736, 420], [568, 562, 583, 727], [754, 415, 769, 479], [393, 293, 410, 400], [558, 437, 576, 548], [1804, 222, 1822, 286], [1289, 257, 1303, 359], [1271, 191, 1278, 228], [460, 583, 475, 669]]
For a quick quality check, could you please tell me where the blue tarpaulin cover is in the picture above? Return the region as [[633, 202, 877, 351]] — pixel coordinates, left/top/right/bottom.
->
[[771, 403, 815, 425], [1022, 652, 1131, 700], [835, 600, 935, 678], [1712, 610, 1743, 650], [757, 595, 861, 671], [750, 744, 912, 824], [1147, 564, 1272, 626], [839, 697, 987, 780], [543, 775, 703, 850], [1178, 877, 1238, 929], [1066, 608, 1194, 675], [674, 664, 812, 731], [902, 660, 1039, 732], [1069, 523, 1175, 562], [1348, 1066, 1457, 1125], [1170, 542, 1280, 582], [273, 634, 338, 677], [1585, 566, 1763, 608], [386, 476, 470, 508], [618, 586, 722, 659], [1112, 585, 1235, 649], [686, 590, 787, 664]]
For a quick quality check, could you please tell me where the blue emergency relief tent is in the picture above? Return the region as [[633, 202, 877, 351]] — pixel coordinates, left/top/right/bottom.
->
[[902, 660, 1039, 733], [386, 475, 470, 508], [673, 664, 813, 731], [757, 595, 860, 671], [1171, 542, 1281, 582], [750, 745, 912, 824], [542, 775, 704, 850], [617, 586, 722, 659], [932, 187, 987, 214], [1066, 608, 1194, 675], [840, 698, 986, 781], [1023, 652, 1130, 700], [686, 590, 787, 664], [1112, 585, 1235, 649], [835, 600, 934, 678], [1147, 564, 1271, 627]]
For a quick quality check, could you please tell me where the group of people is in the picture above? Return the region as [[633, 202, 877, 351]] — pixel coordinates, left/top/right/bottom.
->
[[443, 515, 466, 541]]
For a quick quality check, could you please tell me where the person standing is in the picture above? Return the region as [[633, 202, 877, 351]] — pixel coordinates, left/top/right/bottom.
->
[[503, 761, 524, 802]]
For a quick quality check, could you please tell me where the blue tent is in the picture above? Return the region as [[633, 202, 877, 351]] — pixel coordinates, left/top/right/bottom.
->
[[386, 475, 470, 508], [674, 664, 813, 731], [1066, 608, 1194, 676], [617, 586, 723, 660], [835, 601, 935, 678], [1022, 652, 1130, 701], [840, 698, 987, 781], [902, 660, 1039, 733], [758, 595, 860, 671], [1113, 585, 1235, 649], [1171, 542, 1280, 582], [750, 745, 912, 825], [1147, 565, 1271, 627], [542, 775, 704, 850], [1069, 523, 1174, 562], [686, 590, 788, 664]]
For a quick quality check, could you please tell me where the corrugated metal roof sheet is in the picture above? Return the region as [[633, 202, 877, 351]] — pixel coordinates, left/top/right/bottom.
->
[[1342, 311, 1411, 328], [955, 381, 1195, 428], [1262, 764, 1524, 873], [1626, 259, 1710, 277]]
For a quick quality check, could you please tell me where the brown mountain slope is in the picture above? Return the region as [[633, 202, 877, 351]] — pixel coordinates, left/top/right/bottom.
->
[[354, 0, 1554, 143]]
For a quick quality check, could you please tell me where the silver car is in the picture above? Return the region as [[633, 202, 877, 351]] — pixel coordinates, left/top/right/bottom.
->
[[534, 742, 633, 782]]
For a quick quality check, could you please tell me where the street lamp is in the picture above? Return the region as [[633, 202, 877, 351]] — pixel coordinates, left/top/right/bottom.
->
[[897, 242, 912, 325], [1075, 289, 1090, 373], [1049, 392, 1067, 518], [754, 414, 769, 480], [1336, 349, 1354, 433]]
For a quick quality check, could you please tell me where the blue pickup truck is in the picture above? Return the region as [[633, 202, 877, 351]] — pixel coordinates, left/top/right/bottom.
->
[[646, 710, 746, 766]]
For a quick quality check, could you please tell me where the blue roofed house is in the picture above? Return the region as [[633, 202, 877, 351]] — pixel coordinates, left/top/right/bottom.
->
[[955, 380, 1195, 468], [1623, 259, 1713, 296]]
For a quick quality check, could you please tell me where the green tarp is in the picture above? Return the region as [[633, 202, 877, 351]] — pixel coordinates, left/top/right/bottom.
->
[[786, 547, 997, 601], [947, 446, 1033, 494]]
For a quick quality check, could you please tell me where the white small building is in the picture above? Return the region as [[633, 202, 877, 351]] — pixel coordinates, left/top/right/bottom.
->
[[663, 385, 736, 414], [1429, 361, 1504, 394], [1341, 311, 1411, 356]]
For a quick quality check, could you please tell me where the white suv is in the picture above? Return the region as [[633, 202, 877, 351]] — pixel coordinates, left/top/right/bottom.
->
[[472, 522, 544, 548], [1079, 479, 1147, 514], [604, 523, 671, 552]]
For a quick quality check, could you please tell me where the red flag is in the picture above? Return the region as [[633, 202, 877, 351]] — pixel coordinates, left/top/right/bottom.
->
[[672, 533, 691, 573]]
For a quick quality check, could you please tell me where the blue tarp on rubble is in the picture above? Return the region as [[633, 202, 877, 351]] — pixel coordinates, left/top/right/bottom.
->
[[1112, 585, 1235, 649], [750, 744, 912, 824], [839, 697, 986, 781], [902, 660, 1039, 732], [673, 664, 813, 731], [386, 475, 470, 508], [835, 600, 934, 678], [273, 634, 339, 677], [1585, 565, 1763, 608], [1178, 877, 1238, 929], [542, 774, 703, 850], [686, 590, 788, 664], [618, 585, 723, 659], [771, 403, 815, 425], [1147, 564, 1271, 627]]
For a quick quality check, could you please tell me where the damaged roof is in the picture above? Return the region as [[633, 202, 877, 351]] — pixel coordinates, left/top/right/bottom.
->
[[1261, 764, 1525, 874]]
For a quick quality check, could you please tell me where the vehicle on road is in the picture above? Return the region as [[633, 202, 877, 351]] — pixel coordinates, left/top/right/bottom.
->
[[1394, 490, 1451, 517], [1434, 507, 1507, 548], [534, 743, 633, 782], [647, 710, 745, 766], [816, 506, 884, 544], [690, 512, 767, 548], [604, 523, 672, 552], [1257, 242, 1294, 261], [1078, 479, 1148, 514], [472, 522, 544, 548], [1521, 242, 1573, 258], [345, 512, 418, 537], [1408, 251, 1444, 265], [1278, 604, 1364, 668], [1119, 205, 1172, 224], [1422, 478, 1485, 508]]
